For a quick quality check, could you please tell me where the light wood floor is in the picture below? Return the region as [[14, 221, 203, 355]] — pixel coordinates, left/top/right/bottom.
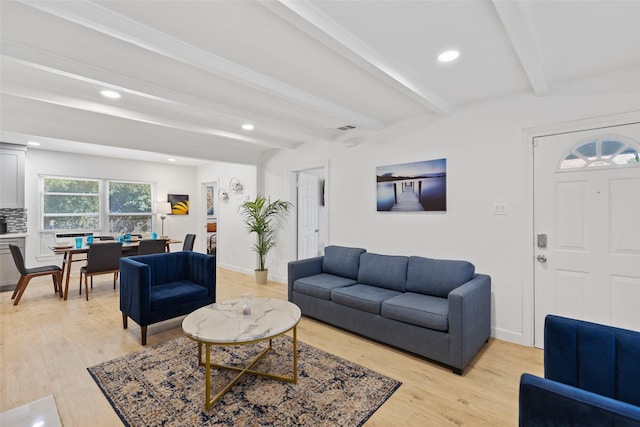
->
[[1, 267, 543, 426]]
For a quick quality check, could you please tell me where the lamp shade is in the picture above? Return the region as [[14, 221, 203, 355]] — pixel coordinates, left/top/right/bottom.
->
[[156, 202, 172, 215]]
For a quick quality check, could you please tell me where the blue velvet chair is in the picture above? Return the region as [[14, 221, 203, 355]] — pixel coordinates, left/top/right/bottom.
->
[[119, 251, 216, 345], [519, 315, 640, 426]]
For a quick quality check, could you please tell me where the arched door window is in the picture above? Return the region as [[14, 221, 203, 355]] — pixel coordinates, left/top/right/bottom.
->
[[558, 135, 640, 171]]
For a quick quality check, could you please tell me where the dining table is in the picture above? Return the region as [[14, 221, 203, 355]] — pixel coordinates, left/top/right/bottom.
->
[[50, 238, 181, 300]]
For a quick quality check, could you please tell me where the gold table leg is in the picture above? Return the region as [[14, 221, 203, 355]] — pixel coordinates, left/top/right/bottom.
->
[[198, 326, 298, 410]]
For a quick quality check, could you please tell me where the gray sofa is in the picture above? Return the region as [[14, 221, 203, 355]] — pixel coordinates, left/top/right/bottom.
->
[[287, 245, 491, 374]]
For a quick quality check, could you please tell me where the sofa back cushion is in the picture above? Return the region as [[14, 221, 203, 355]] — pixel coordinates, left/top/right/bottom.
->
[[129, 252, 186, 285], [357, 252, 408, 292], [406, 256, 475, 297], [322, 246, 366, 280], [129, 252, 216, 291]]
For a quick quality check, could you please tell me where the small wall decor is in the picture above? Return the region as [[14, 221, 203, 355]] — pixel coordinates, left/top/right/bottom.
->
[[376, 158, 447, 212], [168, 194, 189, 215], [229, 177, 243, 194]]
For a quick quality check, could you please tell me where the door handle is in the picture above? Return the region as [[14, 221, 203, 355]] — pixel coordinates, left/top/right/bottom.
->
[[537, 254, 547, 263]]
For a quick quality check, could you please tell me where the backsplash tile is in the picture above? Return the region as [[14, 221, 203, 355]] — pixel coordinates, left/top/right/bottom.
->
[[0, 208, 27, 233]]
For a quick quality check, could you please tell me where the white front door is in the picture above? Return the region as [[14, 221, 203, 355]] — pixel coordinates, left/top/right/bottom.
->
[[533, 122, 640, 347], [297, 171, 320, 259]]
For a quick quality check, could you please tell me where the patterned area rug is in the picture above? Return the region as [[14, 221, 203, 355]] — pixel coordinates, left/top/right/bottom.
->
[[88, 336, 401, 427]]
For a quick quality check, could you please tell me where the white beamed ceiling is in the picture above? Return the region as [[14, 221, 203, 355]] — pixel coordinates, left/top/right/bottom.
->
[[1, 0, 639, 165]]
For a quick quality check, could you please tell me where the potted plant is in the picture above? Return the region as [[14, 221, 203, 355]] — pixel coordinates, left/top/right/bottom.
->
[[239, 194, 292, 284]]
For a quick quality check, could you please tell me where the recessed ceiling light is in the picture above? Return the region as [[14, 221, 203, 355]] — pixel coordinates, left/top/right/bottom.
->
[[242, 123, 254, 131], [100, 90, 121, 99], [168, 158, 176, 162], [27, 141, 41, 146], [438, 50, 460, 63]]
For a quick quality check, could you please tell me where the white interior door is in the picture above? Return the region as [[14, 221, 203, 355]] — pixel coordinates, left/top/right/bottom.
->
[[297, 171, 319, 259], [533, 122, 640, 347]]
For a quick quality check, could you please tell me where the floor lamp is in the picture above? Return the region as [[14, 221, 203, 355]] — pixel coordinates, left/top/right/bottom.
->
[[156, 202, 172, 238]]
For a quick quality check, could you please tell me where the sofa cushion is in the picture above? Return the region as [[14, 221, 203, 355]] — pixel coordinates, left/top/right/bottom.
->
[[406, 256, 475, 298], [357, 253, 408, 292], [322, 246, 366, 280], [293, 273, 357, 300], [150, 281, 209, 310], [331, 284, 401, 314], [381, 292, 449, 332]]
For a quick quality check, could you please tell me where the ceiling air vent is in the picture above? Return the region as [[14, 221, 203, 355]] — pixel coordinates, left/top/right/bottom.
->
[[336, 125, 356, 131]]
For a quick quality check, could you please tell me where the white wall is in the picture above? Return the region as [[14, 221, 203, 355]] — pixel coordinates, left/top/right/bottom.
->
[[21, 68, 639, 346], [25, 149, 199, 264], [262, 69, 640, 345], [197, 161, 257, 275]]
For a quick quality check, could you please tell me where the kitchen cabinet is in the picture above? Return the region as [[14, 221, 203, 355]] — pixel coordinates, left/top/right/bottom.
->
[[0, 143, 26, 208], [0, 236, 25, 292]]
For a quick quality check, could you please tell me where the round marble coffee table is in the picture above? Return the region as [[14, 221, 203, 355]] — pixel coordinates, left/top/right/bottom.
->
[[182, 297, 301, 410]]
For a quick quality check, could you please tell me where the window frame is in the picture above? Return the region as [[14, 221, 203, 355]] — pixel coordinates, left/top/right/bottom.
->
[[106, 179, 155, 235], [39, 175, 157, 234], [40, 175, 102, 232], [557, 135, 640, 171]]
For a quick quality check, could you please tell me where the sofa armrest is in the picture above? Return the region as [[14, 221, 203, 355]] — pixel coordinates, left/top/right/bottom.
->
[[287, 256, 323, 301], [448, 273, 491, 373], [119, 257, 152, 324], [184, 252, 217, 301], [519, 373, 640, 426]]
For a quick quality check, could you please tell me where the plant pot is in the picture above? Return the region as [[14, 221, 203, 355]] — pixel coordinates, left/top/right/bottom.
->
[[255, 269, 268, 285]]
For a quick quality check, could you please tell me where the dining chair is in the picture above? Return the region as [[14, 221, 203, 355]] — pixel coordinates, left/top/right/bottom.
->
[[79, 242, 122, 301], [137, 239, 167, 255], [182, 234, 196, 251], [9, 244, 62, 305]]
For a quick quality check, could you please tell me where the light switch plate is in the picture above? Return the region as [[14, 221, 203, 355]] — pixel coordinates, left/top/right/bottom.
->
[[493, 202, 507, 215]]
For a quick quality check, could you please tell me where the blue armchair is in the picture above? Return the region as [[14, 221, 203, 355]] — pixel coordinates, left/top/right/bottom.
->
[[519, 315, 640, 426], [120, 251, 216, 345]]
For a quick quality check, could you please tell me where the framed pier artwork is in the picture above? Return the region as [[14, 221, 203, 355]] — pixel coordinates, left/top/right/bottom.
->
[[376, 158, 447, 212]]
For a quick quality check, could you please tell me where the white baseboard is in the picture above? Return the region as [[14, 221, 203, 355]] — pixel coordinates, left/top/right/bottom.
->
[[268, 273, 286, 284], [216, 262, 287, 285], [492, 326, 526, 346], [216, 262, 252, 275]]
